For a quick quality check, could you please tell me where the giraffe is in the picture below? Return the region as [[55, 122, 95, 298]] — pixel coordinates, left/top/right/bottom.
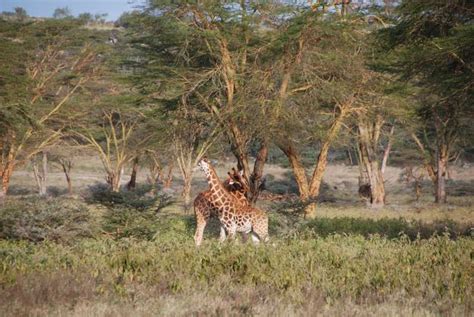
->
[[193, 167, 249, 246], [196, 158, 268, 244]]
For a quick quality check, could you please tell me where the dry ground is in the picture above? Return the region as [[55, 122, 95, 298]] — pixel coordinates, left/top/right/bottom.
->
[[9, 156, 474, 222]]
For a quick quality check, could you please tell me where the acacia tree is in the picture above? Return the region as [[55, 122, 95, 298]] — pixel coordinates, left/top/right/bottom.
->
[[31, 151, 48, 196], [0, 19, 102, 199], [48, 141, 85, 196], [76, 110, 149, 192], [123, 1, 275, 203], [354, 113, 387, 207], [142, 149, 174, 192], [53, 7, 72, 19], [170, 104, 221, 210], [378, 0, 474, 203], [348, 68, 402, 208], [14, 7, 28, 21], [258, 12, 386, 216]]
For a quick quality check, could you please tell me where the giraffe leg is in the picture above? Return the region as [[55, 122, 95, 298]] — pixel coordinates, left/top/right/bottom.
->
[[219, 226, 227, 243], [250, 232, 260, 244], [194, 220, 207, 247], [226, 224, 237, 242], [194, 210, 208, 247], [228, 232, 237, 242], [251, 219, 269, 244], [241, 230, 251, 243]]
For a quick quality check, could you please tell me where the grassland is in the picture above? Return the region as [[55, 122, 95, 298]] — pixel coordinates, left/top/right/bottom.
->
[[1, 161, 473, 316]]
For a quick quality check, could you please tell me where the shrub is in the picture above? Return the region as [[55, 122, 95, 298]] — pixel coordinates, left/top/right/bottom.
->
[[0, 197, 97, 242], [101, 207, 166, 240], [87, 183, 172, 212], [0, 234, 472, 316], [302, 217, 473, 240], [86, 183, 174, 240], [264, 171, 300, 195]]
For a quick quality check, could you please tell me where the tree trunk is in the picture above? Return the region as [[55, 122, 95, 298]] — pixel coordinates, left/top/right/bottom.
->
[[278, 107, 347, 218], [307, 147, 329, 203], [41, 152, 48, 196], [228, 123, 272, 205], [249, 140, 268, 204], [358, 119, 386, 208], [304, 203, 317, 219], [229, 125, 251, 180], [127, 156, 139, 190], [278, 143, 310, 201], [410, 133, 437, 184], [59, 159, 73, 196], [178, 155, 193, 213], [0, 138, 17, 199], [1, 163, 14, 199], [111, 177, 120, 192], [182, 173, 193, 212], [278, 143, 318, 218], [369, 167, 385, 207], [64, 170, 72, 195], [435, 144, 448, 203], [347, 148, 354, 166], [33, 151, 48, 196], [107, 168, 123, 192], [308, 110, 346, 200], [163, 162, 174, 188], [381, 125, 395, 175], [147, 161, 161, 194]]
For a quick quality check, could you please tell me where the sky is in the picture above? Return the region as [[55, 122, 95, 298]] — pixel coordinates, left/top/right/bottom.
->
[[1, 0, 145, 21]]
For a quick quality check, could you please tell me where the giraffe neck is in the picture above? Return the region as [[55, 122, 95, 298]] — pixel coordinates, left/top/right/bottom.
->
[[206, 166, 234, 207]]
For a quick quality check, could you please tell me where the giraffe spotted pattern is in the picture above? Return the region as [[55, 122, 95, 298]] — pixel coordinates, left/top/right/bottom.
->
[[193, 170, 249, 246], [195, 158, 268, 245]]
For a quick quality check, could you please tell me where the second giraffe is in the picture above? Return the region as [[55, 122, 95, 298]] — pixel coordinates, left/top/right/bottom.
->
[[197, 158, 269, 245]]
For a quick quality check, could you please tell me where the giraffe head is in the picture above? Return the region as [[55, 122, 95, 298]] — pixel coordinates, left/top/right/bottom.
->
[[231, 168, 250, 193], [225, 168, 249, 194], [198, 157, 212, 179]]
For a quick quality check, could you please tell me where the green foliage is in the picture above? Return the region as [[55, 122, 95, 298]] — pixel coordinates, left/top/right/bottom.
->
[[13, 7, 27, 21], [0, 197, 97, 242], [77, 12, 93, 25], [376, 0, 474, 142], [0, 17, 109, 138], [0, 233, 471, 315], [101, 207, 164, 240], [87, 183, 172, 211], [302, 217, 473, 240], [0, 20, 30, 106], [86, 184, 174, 240], [52, 7, 72, 19]]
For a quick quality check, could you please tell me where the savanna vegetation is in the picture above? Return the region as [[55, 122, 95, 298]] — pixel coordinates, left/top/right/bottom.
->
[[0, 1, 473, 316]]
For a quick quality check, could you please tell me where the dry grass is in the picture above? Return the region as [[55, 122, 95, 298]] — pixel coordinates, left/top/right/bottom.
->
[[0, 234, 472, 317], [2, 158, 473, 316], [306, 203, 474, 224]]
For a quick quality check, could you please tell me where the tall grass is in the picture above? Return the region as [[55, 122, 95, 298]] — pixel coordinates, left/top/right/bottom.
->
[[0, 234, 472, 315], [0, 197, 472, 316]]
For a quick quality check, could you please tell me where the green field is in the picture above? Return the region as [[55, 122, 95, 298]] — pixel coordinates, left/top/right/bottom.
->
[[1, 2, 473, 315], [0, 192, 472, 316]]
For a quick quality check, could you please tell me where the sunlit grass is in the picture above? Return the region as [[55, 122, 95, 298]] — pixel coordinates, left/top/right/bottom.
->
[[0, 194, 472, 316], [2, 161, 473, 316]]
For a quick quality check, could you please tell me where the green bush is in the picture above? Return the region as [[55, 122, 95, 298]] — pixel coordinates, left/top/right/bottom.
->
[[302, 217, 473, 240], [86, 184, 174, 240], [0, 234, 471, 315], [0, 197, 97, 242], [101, 207, 187, 240], [264, 171, 300, 195], [87, 183, 172, 211]]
